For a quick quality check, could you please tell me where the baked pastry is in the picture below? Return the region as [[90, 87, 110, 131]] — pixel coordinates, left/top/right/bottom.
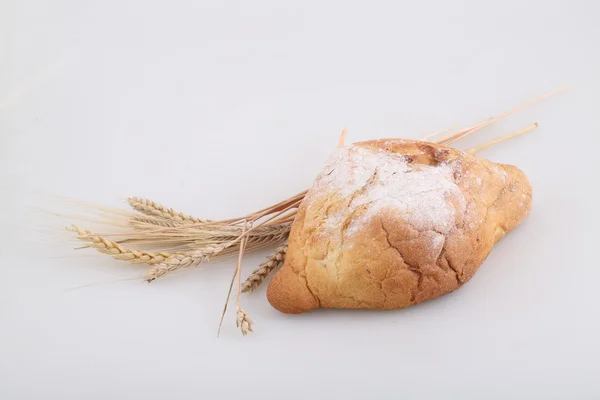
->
[[267, 139, 532, 313]]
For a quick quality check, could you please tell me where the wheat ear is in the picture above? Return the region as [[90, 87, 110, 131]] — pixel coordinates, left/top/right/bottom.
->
[[68, 225, 171, 264], [128, 197, 209, 224], [145, 241, 235, 282], [235, 304, 253, 336], [242, 245, 287, 293], [130, 215, 180, 229]]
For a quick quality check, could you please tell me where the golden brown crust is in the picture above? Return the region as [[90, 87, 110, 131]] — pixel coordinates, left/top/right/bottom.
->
[[267, 139, 532, 313]]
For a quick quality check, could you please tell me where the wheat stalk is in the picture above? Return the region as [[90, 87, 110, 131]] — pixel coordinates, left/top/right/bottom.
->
[[117, 222, 289, 256], [242, 245, 287, 293], [467, 123, 538, 155], [218, 222, 253, 336], [234, 222, 253, 335], [69, 218, 289, 280]]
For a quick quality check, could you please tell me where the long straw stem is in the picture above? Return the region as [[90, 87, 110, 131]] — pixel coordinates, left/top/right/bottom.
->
[[218, 221, 248, 336], [467, 123, 538, 155]]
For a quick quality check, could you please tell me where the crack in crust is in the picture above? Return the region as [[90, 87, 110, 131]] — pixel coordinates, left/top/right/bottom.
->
[[444, 253, 461, 284], [381, 221, 423, 303], [302, 270, 321, 308]]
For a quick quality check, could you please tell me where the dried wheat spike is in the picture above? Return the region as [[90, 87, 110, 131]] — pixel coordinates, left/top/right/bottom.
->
[[130, 215, 180, 229], [241, 245, 287, 293], [235, 303, 253, 336], [145, 241, 233, 282], [127, 197, 209, 224], [68, 225, 171, 264]]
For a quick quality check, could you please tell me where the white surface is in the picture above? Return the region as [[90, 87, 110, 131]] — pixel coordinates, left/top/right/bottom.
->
[[1, 1, 599, 399]]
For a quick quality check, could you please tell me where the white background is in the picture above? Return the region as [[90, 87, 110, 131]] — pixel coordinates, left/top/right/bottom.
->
[[1, 1, 599, 399]]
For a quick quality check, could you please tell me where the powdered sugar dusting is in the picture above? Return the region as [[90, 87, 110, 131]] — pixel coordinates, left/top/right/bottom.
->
[[310, 145, 466, 236]]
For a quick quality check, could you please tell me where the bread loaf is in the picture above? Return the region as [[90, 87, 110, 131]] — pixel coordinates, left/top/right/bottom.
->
[[267, 139, 532, 313]]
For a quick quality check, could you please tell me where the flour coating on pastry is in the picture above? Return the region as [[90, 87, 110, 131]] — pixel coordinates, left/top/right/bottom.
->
[[308, 145, 467, 236]]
